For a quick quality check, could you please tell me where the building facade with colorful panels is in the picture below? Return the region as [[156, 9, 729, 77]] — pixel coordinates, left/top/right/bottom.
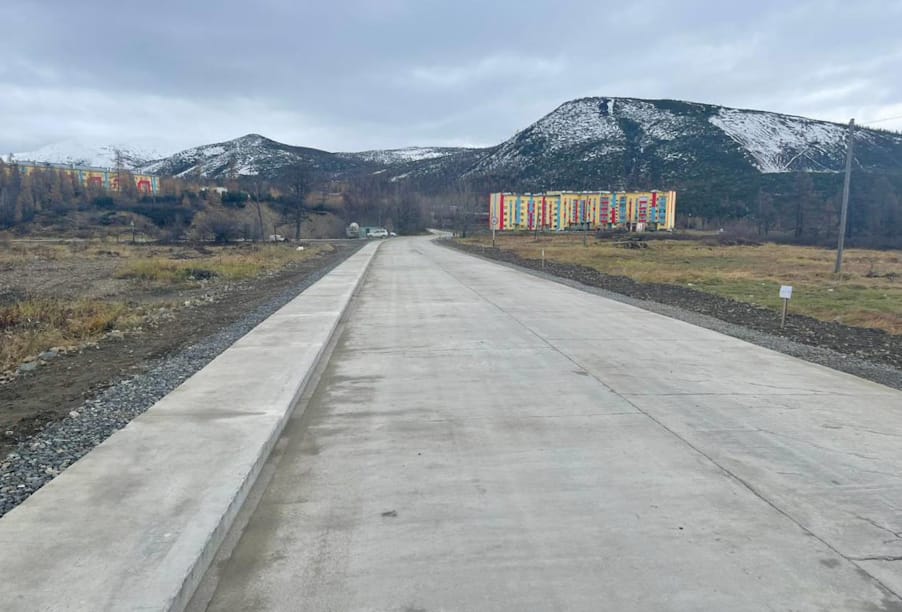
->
[[12, 162, 160, 195], [489, 190, 676, 231]]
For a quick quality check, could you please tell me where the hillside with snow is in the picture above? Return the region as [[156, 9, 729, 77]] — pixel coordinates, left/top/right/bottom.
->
[[709, 108, 850, 173], [62, 96, 902, 196], [132, 137, 487, 181], [461, 97, 902, 190], [12, 141, 163, 170], [337, 146, 472, 166], [137, 134, 371, 178]]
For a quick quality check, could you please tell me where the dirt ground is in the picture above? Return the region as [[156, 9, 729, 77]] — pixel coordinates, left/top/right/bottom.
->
[[0, 241, 361, 459], [450, 240, 902, 372]]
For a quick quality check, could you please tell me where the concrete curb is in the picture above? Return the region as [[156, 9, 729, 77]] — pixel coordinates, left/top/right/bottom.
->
[[0, 241, 381, 612]]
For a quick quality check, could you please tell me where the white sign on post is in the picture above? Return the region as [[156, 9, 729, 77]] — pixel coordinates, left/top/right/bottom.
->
[[779, 285, 793, 300], [491, 216, 498, 227]]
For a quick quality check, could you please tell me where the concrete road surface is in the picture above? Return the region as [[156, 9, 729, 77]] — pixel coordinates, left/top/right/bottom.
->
[[203, 237, 902, 611]]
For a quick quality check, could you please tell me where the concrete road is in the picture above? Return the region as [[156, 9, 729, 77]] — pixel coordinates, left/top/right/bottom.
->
[[204, 237, 902, 611]]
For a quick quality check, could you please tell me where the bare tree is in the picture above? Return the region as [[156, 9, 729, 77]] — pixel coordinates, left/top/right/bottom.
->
[[755, 189, 774, 237], [793, 173, 815, 239], [194, 208, 241, 243], [252, 179, 266, 240], [450, 178, 481, 237], [114, 148, 125, 194], [390, 184, 424, 235], [280, 163, 310, 240]]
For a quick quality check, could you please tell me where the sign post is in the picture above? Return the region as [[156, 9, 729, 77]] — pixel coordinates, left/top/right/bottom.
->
[[491, 215, 497, 248], [779, 285, 793, 328]]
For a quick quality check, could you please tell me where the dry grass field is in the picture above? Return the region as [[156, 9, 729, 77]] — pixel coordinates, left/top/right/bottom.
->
[[0, 240, 330, 372], [462, 234, 902, 335]]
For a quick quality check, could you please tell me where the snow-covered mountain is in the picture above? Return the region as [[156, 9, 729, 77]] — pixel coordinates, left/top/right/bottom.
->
[[11, 140, 163, 170], [66, 97, 901, 190], [136, 139, 479, 180], [137, 133, 372, 178], [479, 98, 902, 173], [464, 97, 902, 190]]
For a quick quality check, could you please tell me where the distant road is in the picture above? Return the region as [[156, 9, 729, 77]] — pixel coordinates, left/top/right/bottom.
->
[[203, 236, 902, 611]]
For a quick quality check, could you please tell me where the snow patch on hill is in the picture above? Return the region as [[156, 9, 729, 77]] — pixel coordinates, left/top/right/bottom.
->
[[341, 147, 468, 166], [709, 109, 848, 173], [616, 99, 686, 141], [530, 98, 624, 150]]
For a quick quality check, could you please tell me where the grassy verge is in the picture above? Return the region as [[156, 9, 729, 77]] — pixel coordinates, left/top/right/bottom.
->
[[0, 241, 333, 373], [115, 243, 330, 285], [460, 234, 902, 334], [0, 298, 142, 371]]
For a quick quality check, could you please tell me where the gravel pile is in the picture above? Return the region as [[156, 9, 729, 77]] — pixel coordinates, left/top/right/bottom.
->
[[0, 262, 340, 518]]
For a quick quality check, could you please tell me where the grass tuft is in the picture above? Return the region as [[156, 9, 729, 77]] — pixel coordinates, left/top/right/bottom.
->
[[115, 244, 326, 285], [0, 298, 131, 370]]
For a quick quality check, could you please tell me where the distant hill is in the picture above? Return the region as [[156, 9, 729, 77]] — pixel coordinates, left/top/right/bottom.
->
[[134, 140, 483, 182], [120, 98, 902, 191], [8, 98, 902, 242], [21, 97, 902, 217], [136, 134, 371, 178], [460, 97, 902, 190], [11, 140, 162, 170]]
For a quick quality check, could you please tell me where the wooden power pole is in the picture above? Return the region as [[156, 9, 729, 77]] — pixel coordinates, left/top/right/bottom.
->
[[834, 118, 855, 274]]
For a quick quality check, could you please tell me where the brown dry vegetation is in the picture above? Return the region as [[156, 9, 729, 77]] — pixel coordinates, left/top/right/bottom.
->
[[462, 234, 902, 334], [0, 240, 330, 372]]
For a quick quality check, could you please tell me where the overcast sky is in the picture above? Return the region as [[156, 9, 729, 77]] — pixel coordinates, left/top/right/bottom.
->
[[2, 0, 901, 156]]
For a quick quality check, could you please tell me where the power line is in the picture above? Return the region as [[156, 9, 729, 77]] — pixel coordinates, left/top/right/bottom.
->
[[859, 113, 902, 126]]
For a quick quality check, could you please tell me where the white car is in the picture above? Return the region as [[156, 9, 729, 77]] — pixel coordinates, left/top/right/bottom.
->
[[368, 228, 389, 238]]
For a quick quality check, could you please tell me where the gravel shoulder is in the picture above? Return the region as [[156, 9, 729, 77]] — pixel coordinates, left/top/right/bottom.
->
[[446, 240, 902, 391], [0, 241, 362, 517]]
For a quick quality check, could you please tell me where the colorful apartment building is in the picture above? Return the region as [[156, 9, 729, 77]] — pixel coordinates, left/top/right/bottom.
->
[[489, 190, 676, 231], [10, 162, 160, 195]]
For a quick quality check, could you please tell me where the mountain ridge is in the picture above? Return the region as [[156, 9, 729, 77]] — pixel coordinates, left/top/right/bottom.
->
[[10, 140, 163, 170], [14, 97, 902, 193]]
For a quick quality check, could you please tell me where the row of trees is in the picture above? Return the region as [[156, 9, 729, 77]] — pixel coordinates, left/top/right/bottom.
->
[[0, 156, 440, 241], [339, 173, 426, 235], [0, 160, 138, 226], [696, 172, 902, 248], [417, 166, 902, 247], [22, 155, 902, 246]]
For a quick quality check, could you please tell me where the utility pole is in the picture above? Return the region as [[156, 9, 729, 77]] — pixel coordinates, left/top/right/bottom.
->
[[834, 118, 855, 274]]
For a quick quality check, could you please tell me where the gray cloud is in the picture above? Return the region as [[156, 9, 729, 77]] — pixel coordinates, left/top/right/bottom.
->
[[2, 0, 901, 155]]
